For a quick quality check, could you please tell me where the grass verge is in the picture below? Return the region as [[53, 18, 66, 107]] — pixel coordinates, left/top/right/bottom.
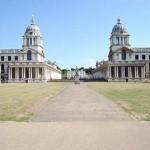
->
[[0, 82, 68, 121], [87, 82, 150, 121]]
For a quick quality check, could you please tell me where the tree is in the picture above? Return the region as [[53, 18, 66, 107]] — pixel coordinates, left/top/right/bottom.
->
[[61, 69, 67, 75]]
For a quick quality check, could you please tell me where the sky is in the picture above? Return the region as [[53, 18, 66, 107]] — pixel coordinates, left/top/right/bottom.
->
[[0, 0, 150, 69]]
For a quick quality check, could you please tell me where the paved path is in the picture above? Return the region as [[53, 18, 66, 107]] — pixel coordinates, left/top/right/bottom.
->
[[32, 83, 131, 121], [0, 122, 150, 150], [1, 83, 150, 150]]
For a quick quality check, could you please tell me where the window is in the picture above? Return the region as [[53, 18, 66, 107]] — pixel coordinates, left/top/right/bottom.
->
[[27, 38, 29, 46], [129, 53, 132, 59], [122, 50, 126, 60], [15, 56, 18, 61], [135, 55, 139, 60], [30, 38, 32, 45], [121, 37, 123, 44], [34, 38, 36, 45], [8, 56, 11, 61], [27, 50, 32, 60], [117, 37, 119, 44], [142, 55, 145, 60], [1, 56, 4, 61]]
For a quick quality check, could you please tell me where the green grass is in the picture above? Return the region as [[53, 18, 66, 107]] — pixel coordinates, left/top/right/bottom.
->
[[0, 83, 67, 121], [87, 82, 150, 121]]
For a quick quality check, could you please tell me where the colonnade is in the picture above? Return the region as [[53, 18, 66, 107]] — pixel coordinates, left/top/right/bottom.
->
[[108, 65, 145, 80], [9, 67, 45, 81]]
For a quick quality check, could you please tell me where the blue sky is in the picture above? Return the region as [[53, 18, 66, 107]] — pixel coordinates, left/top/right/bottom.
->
[[0, 0, 150, 69]]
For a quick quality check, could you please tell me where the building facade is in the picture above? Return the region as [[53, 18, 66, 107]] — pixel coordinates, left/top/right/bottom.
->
[[0, 16, 61, 83], [92, 60, 108, 80], [67, 68, 91, 79], [108, 18, 150, 82], [67, 69, 86, 79]]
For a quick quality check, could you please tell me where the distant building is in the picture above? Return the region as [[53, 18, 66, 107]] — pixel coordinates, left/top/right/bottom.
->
[[92, 60, 108, 80], [93, 18, 150, 82], [0, 16, 61, 83], [67, 68, 90, 79], [108, 18, 150, 81]]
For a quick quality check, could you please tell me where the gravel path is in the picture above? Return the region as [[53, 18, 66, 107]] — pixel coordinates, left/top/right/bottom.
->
[[31, 83, 131, 122]]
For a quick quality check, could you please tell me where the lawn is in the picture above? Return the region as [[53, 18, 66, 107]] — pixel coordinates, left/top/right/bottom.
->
[[88, 82, 150, 121], [0, 82, 67, 121]]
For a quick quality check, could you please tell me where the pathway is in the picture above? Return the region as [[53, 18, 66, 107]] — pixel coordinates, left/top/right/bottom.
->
[[32, 83, 131, 121]]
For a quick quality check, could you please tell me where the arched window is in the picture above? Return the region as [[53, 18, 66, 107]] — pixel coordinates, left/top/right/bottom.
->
[[27, 50, 32, 60], [117, 37, 119, 44]]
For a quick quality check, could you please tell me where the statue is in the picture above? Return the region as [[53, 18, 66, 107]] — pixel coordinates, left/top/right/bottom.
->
[[74, 66, 80, 84]]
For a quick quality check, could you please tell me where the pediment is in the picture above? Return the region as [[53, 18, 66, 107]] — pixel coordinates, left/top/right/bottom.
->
[[19, 48, 39, 54], [116, 47, 134, 53]]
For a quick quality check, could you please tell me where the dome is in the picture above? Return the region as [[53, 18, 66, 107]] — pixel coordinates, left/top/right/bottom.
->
[[24, 16, 42, 36], [112, 18, 129, 35]]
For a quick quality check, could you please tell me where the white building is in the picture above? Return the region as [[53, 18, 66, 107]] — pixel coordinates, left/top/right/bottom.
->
[[92, 60, 108, 80], [67, 69, 89, 79], [108, 18, 150, 82], [0, 16, 61, 83]]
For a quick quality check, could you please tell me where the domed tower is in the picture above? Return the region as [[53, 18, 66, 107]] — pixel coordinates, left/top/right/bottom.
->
[[22, 16, 44, 55], [110, 17, 130, 51]]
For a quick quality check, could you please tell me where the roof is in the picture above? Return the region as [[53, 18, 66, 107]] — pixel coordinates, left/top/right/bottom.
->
[[24, 16, 42, 36], [111, 18, 129, 35], [0, 49, 21, 54], [131, 47, 150, 52]]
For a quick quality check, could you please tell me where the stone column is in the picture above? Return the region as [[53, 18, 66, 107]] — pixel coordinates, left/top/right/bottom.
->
[[124, 67, 125, 78], [143, 66, 145, 78], [10, 68, 12, 79], [35, 68, 37, 79], [116, 66, 118, 78], [42, 67, 44, 80], [136, 67, 139, 79], [31, 67, 32, 79], [21, 67, 23, 79], [22, 67, 24, 79], [15, 67, 17, 79], [121, 67, 125, 78], [29, 67, 31, 79], [119, 37, 121, 45], [141, 67, 144, 79], [146, 63, 148, 73], [135, 67, 137, 78], [135, 66, 137, 78], [8, 67, 11, 80], [23, 67, 25, 78], [15, 67, 19, 79], [136, 66, 138, 78], [109, 66, 112, 79], [129, 66, 132, 78], [108, 66, 110, 79], [114, 66, 117, 78], [128, 67, 130, 78], [36, 68, 38, 79]]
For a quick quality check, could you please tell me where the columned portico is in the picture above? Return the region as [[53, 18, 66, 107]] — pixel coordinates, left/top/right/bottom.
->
[[8, 63, 49, 83], [108, 63, 146, 82]]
